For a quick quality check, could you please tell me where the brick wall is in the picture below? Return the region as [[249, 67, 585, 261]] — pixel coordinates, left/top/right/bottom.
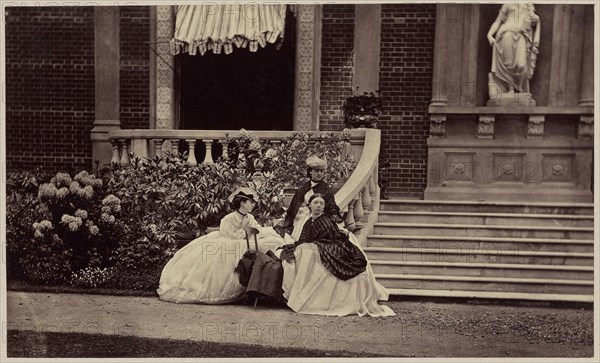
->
[[5, 7, 95, 173], [319, 4, 355, 131], [379, 4, 436, 198], [120, 7, 150, 130]]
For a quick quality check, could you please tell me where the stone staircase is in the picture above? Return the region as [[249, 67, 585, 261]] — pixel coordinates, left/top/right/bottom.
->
[[363, 200, 595, 302]]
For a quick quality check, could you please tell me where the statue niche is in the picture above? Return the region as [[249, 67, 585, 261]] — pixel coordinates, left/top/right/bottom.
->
[[486, 3, 540, 106]]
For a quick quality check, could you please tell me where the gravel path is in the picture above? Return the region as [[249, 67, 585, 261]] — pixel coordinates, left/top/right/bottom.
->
[[5, 291, 594, 358]]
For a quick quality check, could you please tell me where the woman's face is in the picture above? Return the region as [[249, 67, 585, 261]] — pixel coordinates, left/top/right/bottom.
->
[[309, 197, 325, 215], [240, 199, 256, 213], [309, 168, 326, 182]]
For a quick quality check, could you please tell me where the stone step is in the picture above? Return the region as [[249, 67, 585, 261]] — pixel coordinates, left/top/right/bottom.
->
[[375, 274, 594, 295], [377, 211, 594, 227], [369, 260, 594, 280], [373, 222, 593, 240], [363, 247, 593, 266], [380, 200, 594, 215], [385, 288, 593, 303], [366, 235, 594, 253]]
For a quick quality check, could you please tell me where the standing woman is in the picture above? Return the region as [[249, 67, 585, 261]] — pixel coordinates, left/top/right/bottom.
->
[[158, 188, 284, 304], [274, 155, 344, 240]]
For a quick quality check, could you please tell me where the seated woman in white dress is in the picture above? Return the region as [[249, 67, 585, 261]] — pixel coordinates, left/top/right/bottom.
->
[[158, 188, 285, 304], [279, 194, 395, 317]]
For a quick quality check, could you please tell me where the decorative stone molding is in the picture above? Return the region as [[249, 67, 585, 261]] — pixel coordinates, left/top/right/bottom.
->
[[477, 115, 495, 139], [155, 6, 175, 130], [294, 5, 319, 131], [429, 114, 446, 137], [578, 115, 593, 139], [527, 115, 545, 139]]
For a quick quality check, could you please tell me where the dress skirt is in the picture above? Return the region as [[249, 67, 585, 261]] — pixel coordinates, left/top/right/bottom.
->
[[158, 227, 284, 304], [282, 233, 395, 317]]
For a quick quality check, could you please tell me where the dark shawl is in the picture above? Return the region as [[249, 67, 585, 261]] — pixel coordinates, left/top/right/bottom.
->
[[280, 214, 367, 281], [274, 180, 342, 237]]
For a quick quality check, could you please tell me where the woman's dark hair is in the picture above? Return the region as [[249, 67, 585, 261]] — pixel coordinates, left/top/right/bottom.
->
[[230, 195, 255, 210], [308, 193, 325, 204]]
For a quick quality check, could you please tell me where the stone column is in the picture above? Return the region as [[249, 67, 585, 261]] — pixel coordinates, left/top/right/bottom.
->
[[353, 5, 381, 94], [294, 5, 322, 131], [91, 7, 120, 168], [578, 9, 594, 107], [430, 4, 449, 107]]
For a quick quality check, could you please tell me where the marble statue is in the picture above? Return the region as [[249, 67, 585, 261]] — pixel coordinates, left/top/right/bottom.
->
[[486, 3, 540, 106]]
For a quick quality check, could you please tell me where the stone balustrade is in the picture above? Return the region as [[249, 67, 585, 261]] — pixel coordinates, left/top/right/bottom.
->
[[108, 128, 382, 243]]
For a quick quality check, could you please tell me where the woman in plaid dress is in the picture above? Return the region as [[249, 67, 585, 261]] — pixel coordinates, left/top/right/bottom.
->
[[279, 194, 395, 317]]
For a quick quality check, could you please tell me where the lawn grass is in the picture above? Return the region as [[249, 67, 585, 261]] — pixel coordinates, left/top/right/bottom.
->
[[7, 279, 157, 297], [7, 330, 388, 358]]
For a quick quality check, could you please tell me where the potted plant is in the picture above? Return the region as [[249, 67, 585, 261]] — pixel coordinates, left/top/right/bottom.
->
[[342, 89, 382, 128]]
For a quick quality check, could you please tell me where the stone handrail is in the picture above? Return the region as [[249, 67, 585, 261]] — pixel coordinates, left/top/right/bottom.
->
[[335, 128, 381, 247]]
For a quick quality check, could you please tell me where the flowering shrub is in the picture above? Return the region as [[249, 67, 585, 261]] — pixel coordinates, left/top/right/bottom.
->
[[71, 267, 114, 288], [34, 170, 126, 272], [6, 129, 356, 291]]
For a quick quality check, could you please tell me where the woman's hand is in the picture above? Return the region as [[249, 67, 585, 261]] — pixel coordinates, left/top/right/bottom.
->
[[488, 35, 496, 46]]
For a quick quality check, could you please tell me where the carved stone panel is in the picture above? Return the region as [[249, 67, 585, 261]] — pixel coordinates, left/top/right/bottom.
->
[[542, 154, 574, 183], [491, 153, 524, 183], [443, 153, 475, 183]]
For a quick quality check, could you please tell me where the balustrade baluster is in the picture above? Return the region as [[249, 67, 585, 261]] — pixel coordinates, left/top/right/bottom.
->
[[219, 140, 229, 160], [368, 173, 376, 196], [353, 190, 364, 229], [345, 199, 357, 232], [110, 140, 120, 166], [362, 184, 372, 211], [186, 139, 197, 166], [171, 139, 179, 155], [153, 139, 163, 158], [202, 139, 214, 164], [119, 139, 131, 166]]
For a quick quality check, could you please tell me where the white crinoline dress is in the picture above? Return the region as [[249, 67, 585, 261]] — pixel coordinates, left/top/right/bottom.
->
[[158, 211, 284, 304]]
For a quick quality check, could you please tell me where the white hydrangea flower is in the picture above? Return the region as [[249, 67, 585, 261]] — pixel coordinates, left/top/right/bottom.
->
[[74, 209, 88, 219], [102, 194, 121, 206], [56, 187, 69, 199], [264, 148, 277, 159], [249, 140, 261, 151], [39, 220, 53, 230], [55, 172, 72, 187], [89, 225, 100, 235], [38, 183, 58, 199], [69, 181, 81, 193], [74, 170, 90, 183]]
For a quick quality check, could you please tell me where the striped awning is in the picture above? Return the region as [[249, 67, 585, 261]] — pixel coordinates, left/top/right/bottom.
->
[[170, 4, 287, 56]]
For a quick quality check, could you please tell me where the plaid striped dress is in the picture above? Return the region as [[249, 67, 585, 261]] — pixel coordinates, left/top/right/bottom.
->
[[295, 214, 367, 281]]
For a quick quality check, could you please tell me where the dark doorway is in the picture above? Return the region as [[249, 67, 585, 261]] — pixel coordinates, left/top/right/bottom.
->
[[178, 10, 296, 131]]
